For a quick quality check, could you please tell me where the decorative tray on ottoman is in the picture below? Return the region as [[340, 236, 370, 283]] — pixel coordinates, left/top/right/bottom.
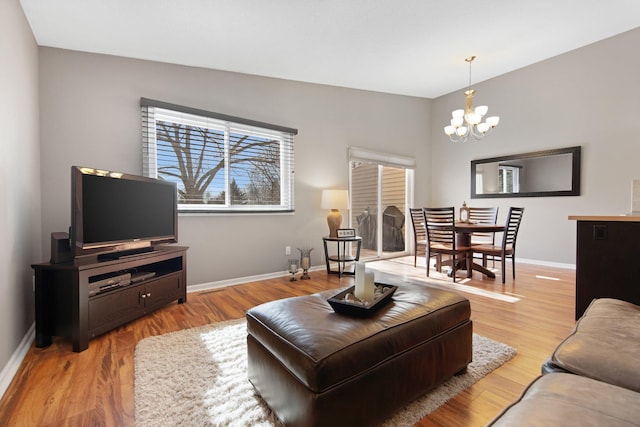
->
[[327, 284, 398, 317]]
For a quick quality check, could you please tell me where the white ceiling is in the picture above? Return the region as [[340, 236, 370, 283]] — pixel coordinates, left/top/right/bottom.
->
[[19, 0, 640, 98]]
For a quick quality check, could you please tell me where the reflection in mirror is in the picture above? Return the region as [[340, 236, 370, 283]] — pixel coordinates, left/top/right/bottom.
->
[[471, 146, 581, 198]]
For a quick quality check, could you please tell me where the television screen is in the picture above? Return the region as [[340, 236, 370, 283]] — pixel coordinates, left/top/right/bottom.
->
[[71, 166, 178, 257]]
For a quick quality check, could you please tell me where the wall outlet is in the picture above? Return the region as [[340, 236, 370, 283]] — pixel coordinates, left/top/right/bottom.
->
[[285, 246, 291, 255]]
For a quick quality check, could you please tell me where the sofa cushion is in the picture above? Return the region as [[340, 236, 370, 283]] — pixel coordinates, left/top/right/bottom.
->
[[549, 298, 640, 392], [489, 373, 640, 426]]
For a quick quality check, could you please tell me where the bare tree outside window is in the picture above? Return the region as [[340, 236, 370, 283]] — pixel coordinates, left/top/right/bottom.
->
[[142, 99, 296, 213], [154, 122, 283, 206]]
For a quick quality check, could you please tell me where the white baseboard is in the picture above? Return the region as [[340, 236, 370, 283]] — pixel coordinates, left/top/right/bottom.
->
[[517, 257, 575, 270], [187, 265, 326, 293], [0, 322, 34, 401]]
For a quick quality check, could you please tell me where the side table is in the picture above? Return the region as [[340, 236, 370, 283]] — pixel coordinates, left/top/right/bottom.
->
[[322, 236, 362, 277]]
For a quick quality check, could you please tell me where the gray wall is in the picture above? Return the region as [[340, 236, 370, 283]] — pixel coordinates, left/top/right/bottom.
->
[[0, 0, 41, 387], [38, 48, 432, 285], [431, 27, 640, 265]]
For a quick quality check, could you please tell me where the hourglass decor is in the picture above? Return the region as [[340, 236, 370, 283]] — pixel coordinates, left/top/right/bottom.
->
[[298, 247, 313, 280], [288, 259, 299, 281]]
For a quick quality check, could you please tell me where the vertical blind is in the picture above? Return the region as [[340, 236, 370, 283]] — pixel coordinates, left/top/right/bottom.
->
[[141, 98, 297, 213]]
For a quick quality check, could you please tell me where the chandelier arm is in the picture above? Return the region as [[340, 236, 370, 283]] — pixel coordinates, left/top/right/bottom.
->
[[449, 132, 469, 143], [469, 126, 483, 139]]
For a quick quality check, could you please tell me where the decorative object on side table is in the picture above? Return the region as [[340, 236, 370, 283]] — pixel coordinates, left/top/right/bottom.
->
[[288, 259, 299, 281], [297, 247, 313, 280], [321, 189, 349, 238], [336, 228, 356, 238]]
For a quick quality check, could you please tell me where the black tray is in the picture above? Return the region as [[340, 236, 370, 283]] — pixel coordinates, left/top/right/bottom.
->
[[327, 284, 398, 317]]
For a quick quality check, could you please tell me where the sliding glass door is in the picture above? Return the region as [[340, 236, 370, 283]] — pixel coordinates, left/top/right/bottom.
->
[[349, 148, 414, 260]]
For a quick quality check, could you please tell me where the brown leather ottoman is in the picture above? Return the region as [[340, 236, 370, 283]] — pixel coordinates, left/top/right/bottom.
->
[[246, 282, 472, 427]]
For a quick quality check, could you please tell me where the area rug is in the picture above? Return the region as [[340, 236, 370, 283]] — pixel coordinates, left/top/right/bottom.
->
[[134, 318, 516, 427]]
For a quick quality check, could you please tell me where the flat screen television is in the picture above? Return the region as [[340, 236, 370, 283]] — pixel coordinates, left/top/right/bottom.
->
[[70, 166, 178, 259]]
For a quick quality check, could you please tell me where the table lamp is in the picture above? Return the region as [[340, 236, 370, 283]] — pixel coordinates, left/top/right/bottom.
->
[[321, 189, 349, 238]]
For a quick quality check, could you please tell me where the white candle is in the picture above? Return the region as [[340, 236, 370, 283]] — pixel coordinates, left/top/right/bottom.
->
[[364, 271, 375, 303], [355, 262, 365, 300], [290, 263, 296, 272]]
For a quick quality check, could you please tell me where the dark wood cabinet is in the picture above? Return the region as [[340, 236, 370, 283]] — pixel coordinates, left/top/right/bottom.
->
[[32, 245, 188, 352], [572, 217, 640, 319]]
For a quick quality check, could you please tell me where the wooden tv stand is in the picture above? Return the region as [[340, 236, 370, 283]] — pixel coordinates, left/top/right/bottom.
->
[[32, 245, 188, 352]]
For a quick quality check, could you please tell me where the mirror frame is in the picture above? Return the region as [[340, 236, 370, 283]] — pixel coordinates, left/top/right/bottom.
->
[[470, 146, 581, 198]]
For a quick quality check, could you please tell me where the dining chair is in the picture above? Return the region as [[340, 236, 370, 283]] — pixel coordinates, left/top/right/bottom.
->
[[409, 208, 427, 267], [422, 207, 471, 282], [468, 206, 499, 244], [469, 206, 499, 266], [472, 207, 525, 284]]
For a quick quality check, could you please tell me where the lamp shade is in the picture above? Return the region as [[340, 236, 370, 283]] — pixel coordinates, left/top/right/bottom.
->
[[321, 189, 349, 209]]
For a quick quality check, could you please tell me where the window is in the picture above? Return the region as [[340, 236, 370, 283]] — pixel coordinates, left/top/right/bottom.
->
[[499, 165, 520, 193], [141, 98, 297, 213]]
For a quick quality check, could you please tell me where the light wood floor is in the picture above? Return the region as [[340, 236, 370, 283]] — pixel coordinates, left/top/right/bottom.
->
[[0, 259, 576, 426]]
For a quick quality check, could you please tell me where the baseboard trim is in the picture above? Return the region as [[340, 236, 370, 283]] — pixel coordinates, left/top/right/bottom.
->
[[187, 265, 325, 293], [517, 257, 575, 270], [0, 322, 34, 401]]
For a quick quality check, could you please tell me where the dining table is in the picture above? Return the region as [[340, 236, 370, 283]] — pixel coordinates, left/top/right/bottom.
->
[[452, 221, 506, 278]]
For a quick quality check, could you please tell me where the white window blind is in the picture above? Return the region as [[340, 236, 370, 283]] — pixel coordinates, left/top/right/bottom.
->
[[141, 98, 296, 213]]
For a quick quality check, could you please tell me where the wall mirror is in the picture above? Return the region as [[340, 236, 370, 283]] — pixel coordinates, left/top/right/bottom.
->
[[471, 146, 581, 198]]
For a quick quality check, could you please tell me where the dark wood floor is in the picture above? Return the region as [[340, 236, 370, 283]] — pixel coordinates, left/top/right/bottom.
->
[[0, 259, 576, 426]]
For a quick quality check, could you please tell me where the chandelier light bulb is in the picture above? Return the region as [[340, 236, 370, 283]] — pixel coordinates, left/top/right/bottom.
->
[[465, 112, 481, 125], [477, 122, 490, 133], [451, 117, 464, 127], [444, 125, 455, 135], [475, 105, 488, 116], [456, 126, 467, 136], [452, 109, 464, 118], [486, 116, 500, 127]]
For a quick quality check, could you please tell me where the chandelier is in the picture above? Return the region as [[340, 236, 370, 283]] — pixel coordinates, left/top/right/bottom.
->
[[444, 56, 500, 142]]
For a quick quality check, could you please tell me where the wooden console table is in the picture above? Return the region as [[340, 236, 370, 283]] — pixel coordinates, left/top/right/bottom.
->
[[569, 215, 640, 319], [32, 245, 188, 352]]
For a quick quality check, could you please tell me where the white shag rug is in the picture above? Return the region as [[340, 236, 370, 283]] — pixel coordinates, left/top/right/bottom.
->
[[135, 319, 516, 427]]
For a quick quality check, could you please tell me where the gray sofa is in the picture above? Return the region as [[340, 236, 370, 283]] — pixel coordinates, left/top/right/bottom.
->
[[489, 298, 640, 426]]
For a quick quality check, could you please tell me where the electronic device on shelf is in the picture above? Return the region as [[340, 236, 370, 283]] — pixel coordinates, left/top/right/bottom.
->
[[69, 166, 178, 260], [88, 272, 132, 296], [130, 271, 157, 283]]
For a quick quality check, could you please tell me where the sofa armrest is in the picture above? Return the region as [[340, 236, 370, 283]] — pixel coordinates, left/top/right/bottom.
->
[[548, 298, 640, 392]]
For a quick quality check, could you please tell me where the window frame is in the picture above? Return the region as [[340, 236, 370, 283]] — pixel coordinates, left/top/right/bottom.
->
[[141, 98, 297, 214], [499, 165, 521, 193]]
